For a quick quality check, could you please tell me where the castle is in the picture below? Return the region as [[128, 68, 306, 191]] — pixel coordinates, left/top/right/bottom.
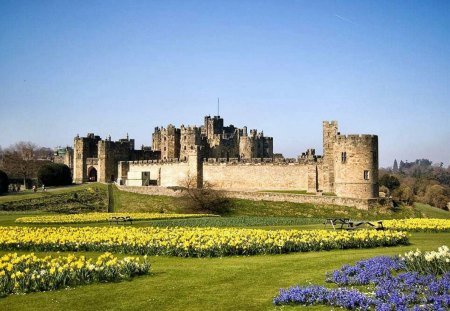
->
[[70, 116, 380, 203], [152, 115, 273, 161]]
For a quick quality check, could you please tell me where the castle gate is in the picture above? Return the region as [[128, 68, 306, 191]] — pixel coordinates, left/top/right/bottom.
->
[[88, 166, 97, 182]]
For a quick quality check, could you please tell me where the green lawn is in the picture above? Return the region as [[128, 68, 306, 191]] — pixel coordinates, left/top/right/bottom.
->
[[414, 202, 450, 219], [1, 184, 449, 310], [0, 232, 448, 311]]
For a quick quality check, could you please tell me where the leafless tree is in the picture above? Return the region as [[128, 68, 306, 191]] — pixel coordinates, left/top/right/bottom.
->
[[181, 174, 230, 214], [0, 142, 51, 187]]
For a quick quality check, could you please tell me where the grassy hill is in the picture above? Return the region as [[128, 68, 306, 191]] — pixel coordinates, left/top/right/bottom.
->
[[1, 183, 444, 221]]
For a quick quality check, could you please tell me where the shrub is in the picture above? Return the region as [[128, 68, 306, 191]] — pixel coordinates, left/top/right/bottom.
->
[[423, 184, 449, 210], [379, 174, 400, 191], [392, 184, 414, 205], [181, 175, 230, 215], [0, 170, 8, 194], [37, 163, 72, 186]]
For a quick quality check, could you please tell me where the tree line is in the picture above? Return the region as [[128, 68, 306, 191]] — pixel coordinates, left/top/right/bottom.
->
[[0, 142, 72, 194], [380, 159, 450, 210]]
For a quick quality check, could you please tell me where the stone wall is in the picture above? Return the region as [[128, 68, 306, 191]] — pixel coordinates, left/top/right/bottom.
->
[[203, 163, 310, 191], [124, 160, 193, 187]]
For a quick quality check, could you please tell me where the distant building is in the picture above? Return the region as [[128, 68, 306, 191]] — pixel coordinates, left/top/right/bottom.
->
[[53, 146, 74, 172]]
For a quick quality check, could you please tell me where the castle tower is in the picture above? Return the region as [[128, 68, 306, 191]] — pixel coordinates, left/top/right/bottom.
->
[[73, 133, 101, 183], [322, 121, 338, 193], [159, 125, 181, 160], [188, 146, 203, 188], [333, 134, 379, 198], [180, 125, 202, 161], [152, 127, 161, 151]]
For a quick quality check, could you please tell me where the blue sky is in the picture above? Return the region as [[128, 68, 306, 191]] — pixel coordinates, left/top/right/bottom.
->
[[0, 0, 449, 167]]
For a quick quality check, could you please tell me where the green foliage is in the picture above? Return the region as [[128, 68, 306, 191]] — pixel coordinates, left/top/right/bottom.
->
[[37, 163, 72, 186], [423, 184, 449, 210], [379, 185, 390, 197], [392, 184, 414, 205], [0, 170, 8, 194], [379, 174, 400, 191]]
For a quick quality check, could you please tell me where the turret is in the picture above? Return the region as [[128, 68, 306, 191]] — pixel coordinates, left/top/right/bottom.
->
[[333, 134, 379, 198]]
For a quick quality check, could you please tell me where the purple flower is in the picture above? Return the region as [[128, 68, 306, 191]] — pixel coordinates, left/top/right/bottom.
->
[[274, 255, 450, 310]]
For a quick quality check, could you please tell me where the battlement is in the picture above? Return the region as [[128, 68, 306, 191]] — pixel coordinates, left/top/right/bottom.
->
[[202, 158, 313, 166], [180, 125, 201, 132], [121, 158, 189, 166], [323, 120, 338, 126], [75, 133, 101, 142], [336, 134, 378, 145]]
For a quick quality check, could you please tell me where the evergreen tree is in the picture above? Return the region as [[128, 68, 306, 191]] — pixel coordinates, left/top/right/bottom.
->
[[393, 159, 398, 172]]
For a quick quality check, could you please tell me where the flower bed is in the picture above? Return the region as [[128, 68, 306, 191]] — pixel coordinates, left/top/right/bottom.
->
[[15, 213, 217, 224], [0, 252, 150, 297], [400, 245, 450, 275], [0, 227, 408, 257], [383, 218, 450, 232], [274, 246, 450, 310]]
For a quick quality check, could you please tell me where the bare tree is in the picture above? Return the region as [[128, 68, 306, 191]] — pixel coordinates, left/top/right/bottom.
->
[[181, 174, 230, 214], [0, 142, 50, 187]]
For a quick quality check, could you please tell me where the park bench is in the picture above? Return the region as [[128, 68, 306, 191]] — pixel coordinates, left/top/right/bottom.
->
[[108, 216, 133, 225], [324, 218, 384, 231], [324, 218, 351, 230]]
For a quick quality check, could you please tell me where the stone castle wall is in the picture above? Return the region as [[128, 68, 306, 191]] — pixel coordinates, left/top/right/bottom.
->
[[121, 154, 203, 187], [203, 162, 310, 191]]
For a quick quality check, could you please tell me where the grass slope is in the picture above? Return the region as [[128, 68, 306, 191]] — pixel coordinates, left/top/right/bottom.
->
[[113, 186, 420, 220], [0, 184, 108, 213], [0, 184, 424, 220], [0, 232, 449, 311], [414, 202, 450, 219]]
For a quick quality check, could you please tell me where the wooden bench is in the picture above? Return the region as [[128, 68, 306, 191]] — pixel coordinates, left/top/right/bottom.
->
[[108, 216, 133, 225], [325, 218, 384, 231], [324, 218, 351, 230], [345, 221, 385, 231]]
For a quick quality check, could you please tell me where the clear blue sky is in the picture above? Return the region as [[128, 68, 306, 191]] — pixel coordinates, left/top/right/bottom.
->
[[0, 0, 449, 167]]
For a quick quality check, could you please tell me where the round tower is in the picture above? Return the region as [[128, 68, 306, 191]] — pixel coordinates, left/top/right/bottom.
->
[[333, 134, 379, 199]]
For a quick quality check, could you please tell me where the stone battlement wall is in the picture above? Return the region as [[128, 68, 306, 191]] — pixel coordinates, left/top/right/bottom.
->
[[336, 134, 378, 145]]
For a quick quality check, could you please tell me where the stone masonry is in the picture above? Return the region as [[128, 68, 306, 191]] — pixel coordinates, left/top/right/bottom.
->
[[72, 116, 380, 204]]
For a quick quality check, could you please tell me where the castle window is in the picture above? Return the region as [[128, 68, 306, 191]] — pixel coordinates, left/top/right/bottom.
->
[[164, 147, 166, 151], [364, 170, 370, 180], [341, 152, 347, 163], [191, 145, 194, 150]]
